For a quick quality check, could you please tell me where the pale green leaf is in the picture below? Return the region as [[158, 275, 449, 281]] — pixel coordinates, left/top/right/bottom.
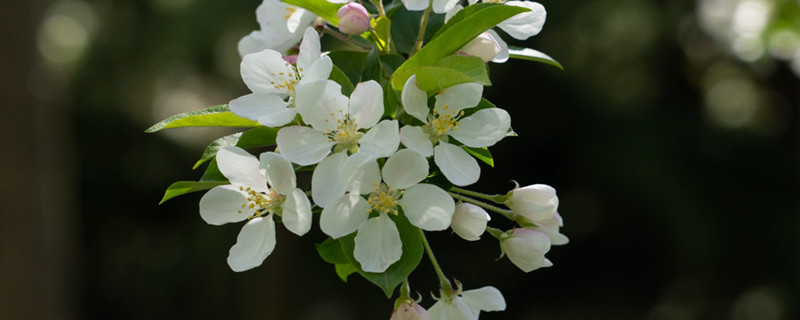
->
[[159, 181, 227, 204], [508, 46, 564, 70], [145, 105, 260, 133], [283, 0, 342, 26]]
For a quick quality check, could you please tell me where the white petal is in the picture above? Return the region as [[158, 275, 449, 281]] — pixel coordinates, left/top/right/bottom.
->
[[400, 183, 455, 231], [199, 185, 252, 225], [281, 188, 312, 236], [241, 49, 293, 95], [402, 0, 430, 11], [237, 31, 268, 58], [259, 152, 296, 195], [311, 152, 347, 208], [444, 4, 463, 23], [229, 93, 294, 127], [339, 153, 381, 194], [434, 143, 480, 186], [401, 75, 430, 123], [428, 298, 479, 320], [359, 120, 400, 158], [295, 80, 349, 132], [432, 0, 460, 13], [255, 2, 315, 51], [488, 30, 509, 63], [320, 193, 370, 238], [227, 216, 276, 272], [451, 203, 490, 241], [434, 82, 483, 115], [297, 27, 321, 73], [450, 108, 511, 148], [216, 146, 268, 192], [400, 125, 434, 157], [299, 55, 333, 84], [461, 286, 506, 312], [382, 149, 428, 189], [276, 126, 334, 166], [497, 1, 547, 40], [348, 80, 384, 129], [353, 214, 403, 272]]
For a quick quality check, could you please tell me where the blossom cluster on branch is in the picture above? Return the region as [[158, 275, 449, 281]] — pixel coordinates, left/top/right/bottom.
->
[[149, 0, 568, 318]]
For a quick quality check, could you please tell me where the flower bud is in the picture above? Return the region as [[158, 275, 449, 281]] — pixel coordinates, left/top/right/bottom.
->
[[458, 32, 502, 62], [533, 212, 568, 246], [504, 184, 558, 222], [500, 228, 551, 272], [451, 203, 490, 241], [391, 301, 430, 320], [337, 2, 371, 35]]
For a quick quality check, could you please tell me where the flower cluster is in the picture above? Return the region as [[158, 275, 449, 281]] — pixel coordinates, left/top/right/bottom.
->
[[151, 0, 569, 318]]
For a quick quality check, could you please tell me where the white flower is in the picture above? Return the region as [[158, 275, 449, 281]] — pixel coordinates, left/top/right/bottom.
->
[[451, 203, 490, 241], [320, 149, 455, 272], [400, 75, 511, 186], [391, 301, 431, 320], [230, 27, 332, 127], [530, 212, 568, 245], [461, 1, 547, 41], [500, 228, 552, 272], [337, 2, 371, 35], [428, 286, 506, 320], [276, 79, 399, 207], [504, 184, 558, 222], [238, 0, 317, 57], [458, 30, 509, 63], [402, 0, 460, 13], [198, 147, 312, 272]]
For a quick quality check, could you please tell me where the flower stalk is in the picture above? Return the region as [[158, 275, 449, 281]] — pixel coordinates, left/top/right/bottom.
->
[[448, 191, 515, 221], [420, 229, 454, 293]]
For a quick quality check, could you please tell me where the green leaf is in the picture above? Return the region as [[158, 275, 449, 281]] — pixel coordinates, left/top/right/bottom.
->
[[193, 133, 242, 169], [145, 105, 260, 133], [391, 4, 529, 90], [330, 65, 356, 96], [430, 3, 499, 40], [192, 127, 279, 169], [464, 147, 494, 167], [283, 0, 342, 26], [392, 56, 490, 94], [389, 7, 444, 54], [360, 48, 382, 83], [159, 181, 227, 204], [200, 159, 227, 182], [335, 263, 357, 282], [508, 46, 564, 70], [316, 237, 351, 265], [328, 51, 368, 85]]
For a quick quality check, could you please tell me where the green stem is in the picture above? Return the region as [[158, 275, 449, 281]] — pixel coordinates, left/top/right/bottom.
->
[[419, 229, 453, 293], [448, 191, 516, 221], [450, 187, 503, 203], [410, 3, 432, 56], [323, 24, 373, 51], [371, 0, 386, 17]]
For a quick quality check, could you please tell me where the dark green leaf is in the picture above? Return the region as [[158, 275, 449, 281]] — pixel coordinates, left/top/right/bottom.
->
[[464, 147, 494, 167], [159, 181, 227, 204], [330, 65, 356, 96], [508, 46, 564, 70], [200, 159, 227, 182], [360, 48, 382, 83], [328, 51, 368, 85], [283, 0, 342, 26], [391, 5, 529, 90], [389, 8, 444, 54], [316, 237, 351, 264], [145, 105, 260, 133]]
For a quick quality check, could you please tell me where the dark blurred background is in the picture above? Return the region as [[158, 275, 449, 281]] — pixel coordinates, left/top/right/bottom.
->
[[2, 0, 799, 319]]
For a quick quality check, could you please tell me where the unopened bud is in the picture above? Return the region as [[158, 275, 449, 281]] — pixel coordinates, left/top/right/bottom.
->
[[459, 32, 502, 62], [337, 2, 371, 35], [390, 301, 430, 320], [504, 184, 558, 223], [451, 203, 490, 241], [500, 228, 552, 272]]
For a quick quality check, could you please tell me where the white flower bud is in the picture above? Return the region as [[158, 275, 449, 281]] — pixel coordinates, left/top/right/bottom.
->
[[458, 32, 502, 62], [391, 301, 430, 320], [504, 184, 558, 223], [337, 2, 371, 35], [533, 212, 568, 246], [451, 203, 490, 241], [500, 228, 552, 272]]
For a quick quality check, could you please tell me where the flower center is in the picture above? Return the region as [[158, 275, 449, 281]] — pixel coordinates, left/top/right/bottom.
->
[[268, 62, 304, 106], [237, 186, 285, 218], [367, 183, 405, 216], [426, 104, 463, 142], [324, 110, 364, 154], [283, 7, 296, 20]]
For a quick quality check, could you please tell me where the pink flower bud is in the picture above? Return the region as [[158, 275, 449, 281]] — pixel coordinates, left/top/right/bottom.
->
[[390, 301, 430, 320], [337, 2, 371, 35]]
